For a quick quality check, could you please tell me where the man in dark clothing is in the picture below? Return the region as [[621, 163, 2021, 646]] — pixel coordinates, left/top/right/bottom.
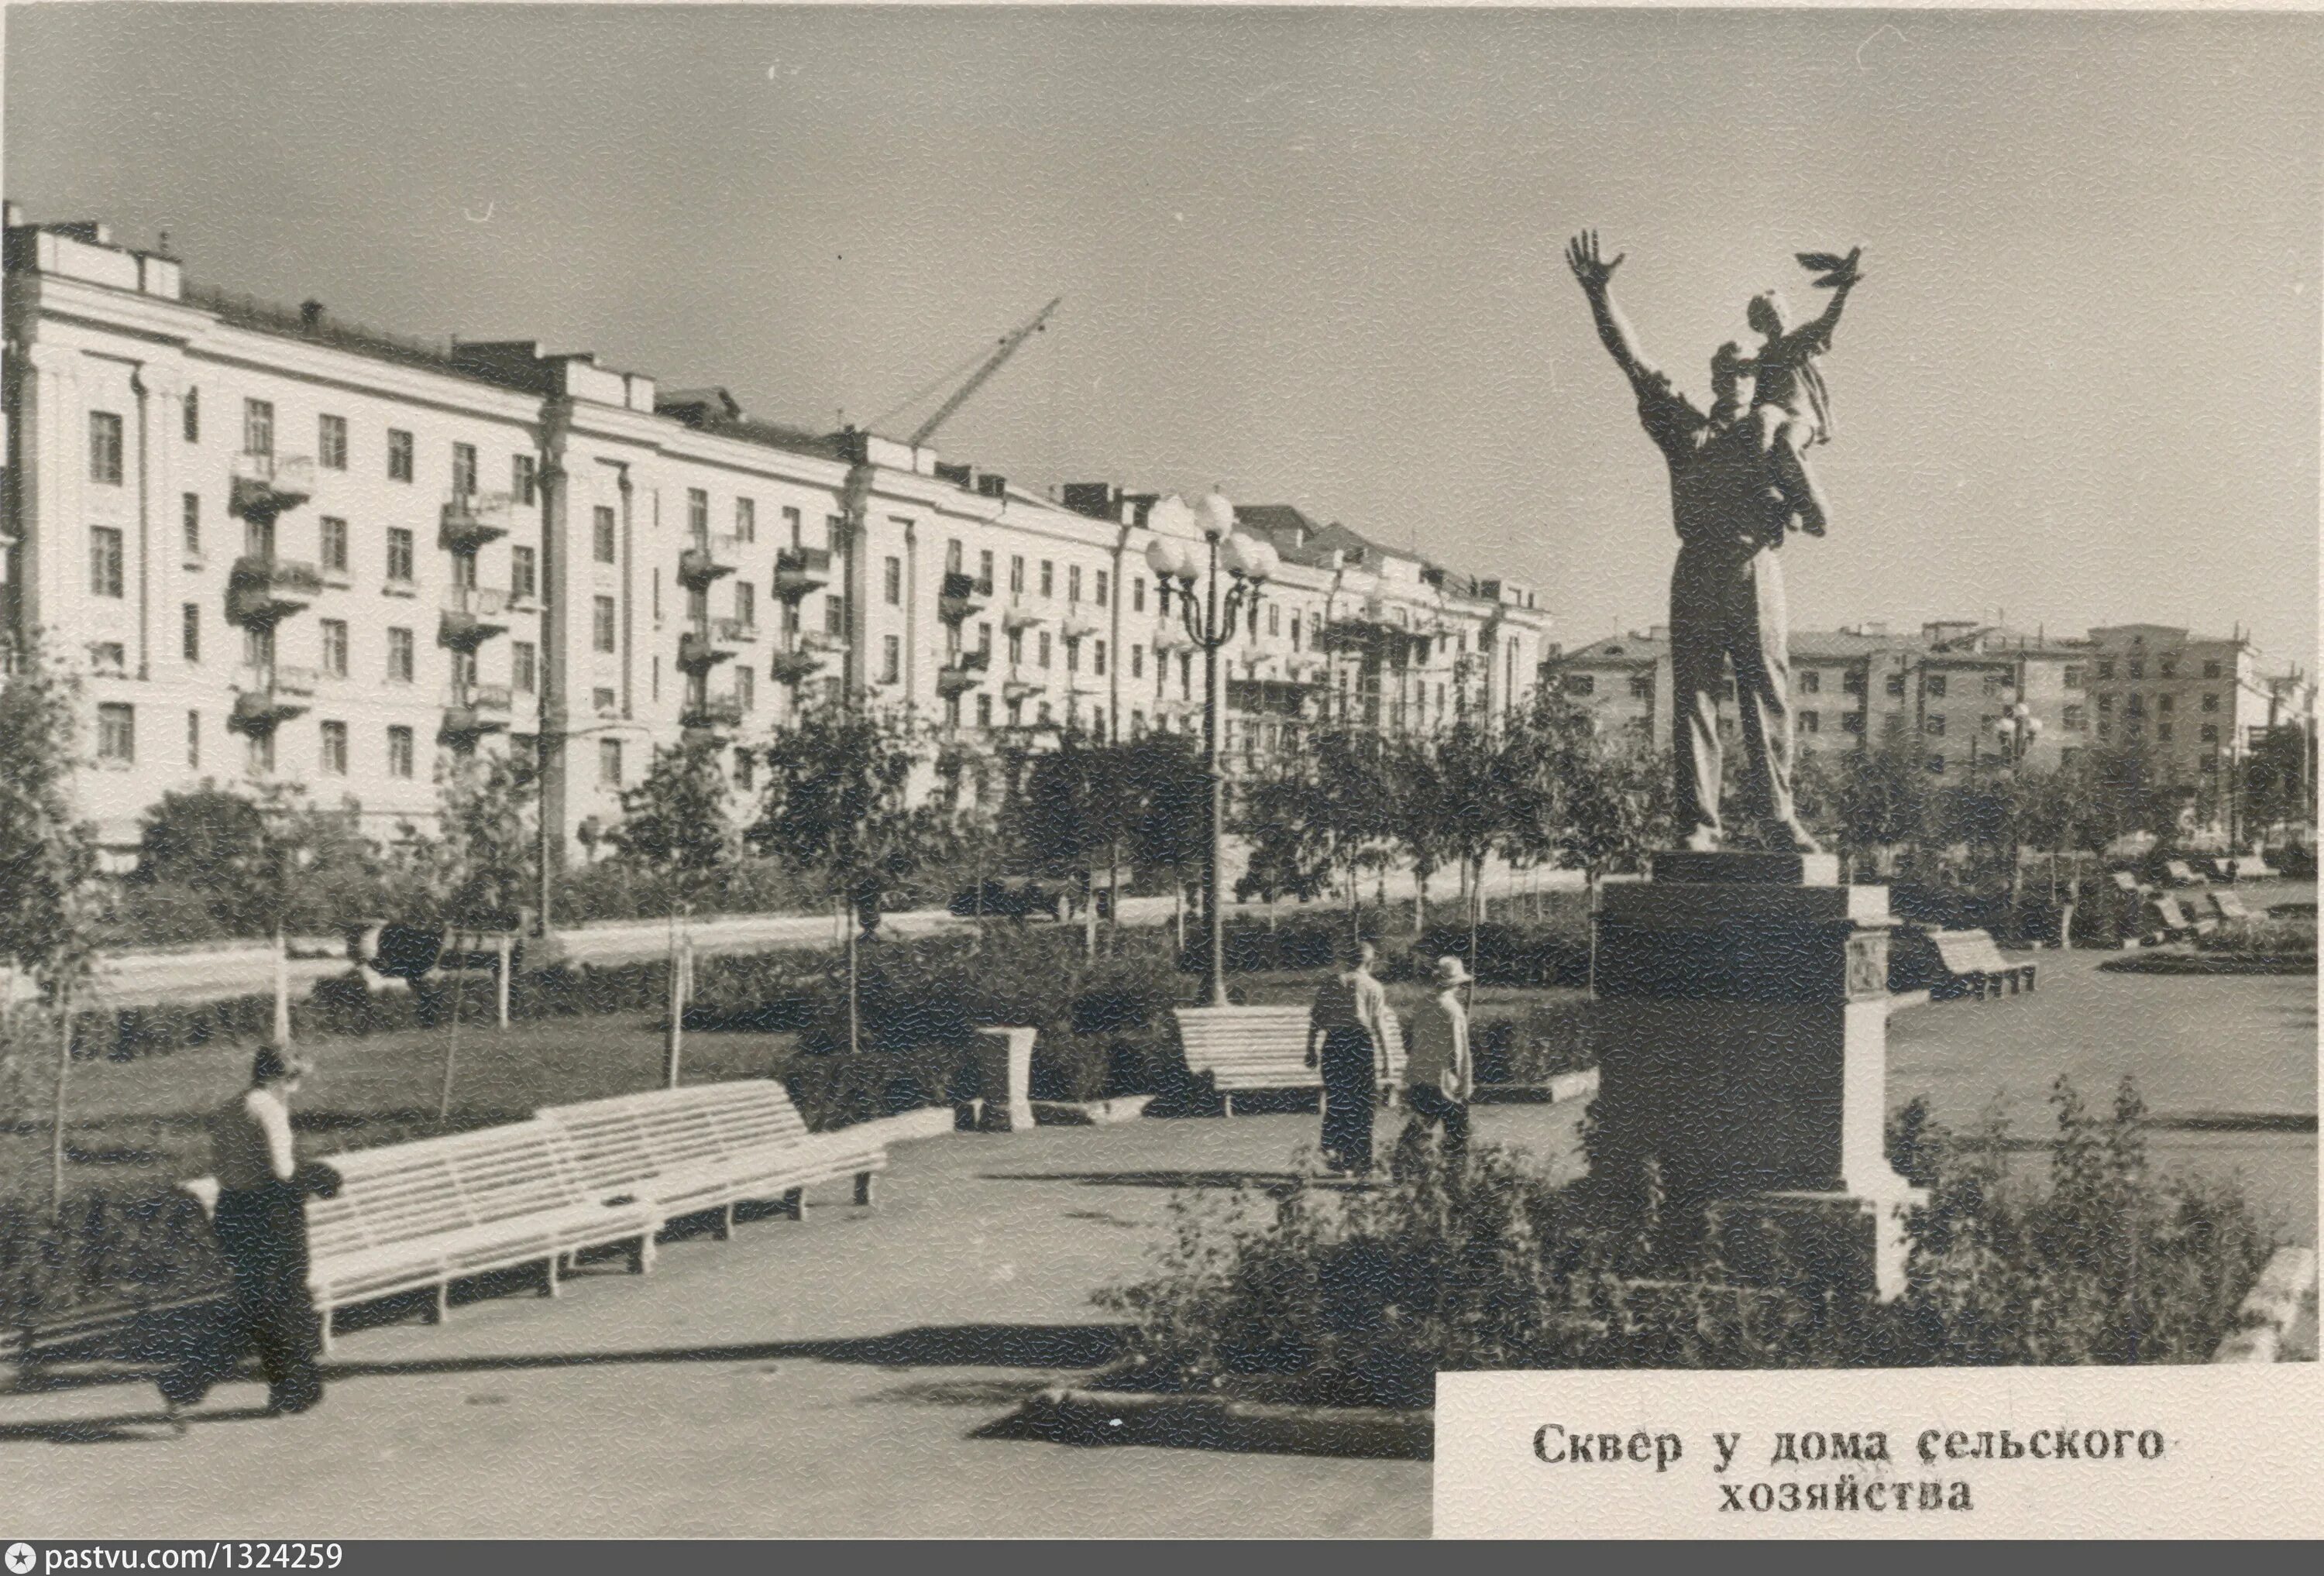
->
[[160, 1044, 335, 1422], [1305, 940, 1396, 1174]]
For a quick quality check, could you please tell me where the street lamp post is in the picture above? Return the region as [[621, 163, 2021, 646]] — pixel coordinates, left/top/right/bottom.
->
[[1147, 493, 1277, 1007]]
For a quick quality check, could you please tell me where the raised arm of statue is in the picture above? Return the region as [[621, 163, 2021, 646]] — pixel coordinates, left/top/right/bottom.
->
[[1783, 247, 1865, 361], [1566, 231, 1658, 389]]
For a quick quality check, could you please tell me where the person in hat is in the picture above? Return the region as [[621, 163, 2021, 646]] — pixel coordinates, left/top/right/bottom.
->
[[1305, 938, 1395, 1174], [160, 1043, 337, 1420], [1394, 956, 1475, 1174]]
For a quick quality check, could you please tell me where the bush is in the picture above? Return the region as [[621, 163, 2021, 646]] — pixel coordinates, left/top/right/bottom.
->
[[0, 1188, 229, 1336], [1098, 1076, 2279, 1401]]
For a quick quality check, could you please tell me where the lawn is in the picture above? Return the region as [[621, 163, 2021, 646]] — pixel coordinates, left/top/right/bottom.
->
[[1, 1011, 801, 1207]]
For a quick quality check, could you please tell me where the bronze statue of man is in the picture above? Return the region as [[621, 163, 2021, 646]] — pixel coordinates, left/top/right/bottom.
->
[[1566, 231, 1863, 853]]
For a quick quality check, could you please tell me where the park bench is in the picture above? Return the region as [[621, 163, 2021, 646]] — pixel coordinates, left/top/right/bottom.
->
[[2163, 860, 2205, 888], [1910, 929, 2031, 1001], [1953, 929, 2037, 994], [2214, 856, 2279, 884], [184, 1118, 662, 1353], [1173, 1004, 1405, 1115], [537, 1080, 886, 1242], [2208, 888, 2257, 925], [2146, 894, 2214, 943]]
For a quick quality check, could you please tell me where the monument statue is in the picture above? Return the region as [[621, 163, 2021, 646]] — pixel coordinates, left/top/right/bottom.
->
[[1564, 231, 1865, 853]]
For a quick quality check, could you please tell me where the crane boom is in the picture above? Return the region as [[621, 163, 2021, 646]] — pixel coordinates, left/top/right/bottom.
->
[[908, 296, 1061, 448]]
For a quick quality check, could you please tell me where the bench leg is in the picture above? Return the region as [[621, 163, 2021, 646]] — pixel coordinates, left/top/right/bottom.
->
[[782, 1187, 805, 1221], [630, 1234, 652, 1275], [318, 1307, 335, 1357], [542, 1255, 560, 1299], [427, 1282, 448, 1326], [854, 1171, 876, 1208], [1222, 1093, 1235, 1118], [713, 1203, 734, 1241]]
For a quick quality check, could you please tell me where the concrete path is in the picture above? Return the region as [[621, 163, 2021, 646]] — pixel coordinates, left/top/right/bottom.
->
[[0, 1103, 1589, 1539]]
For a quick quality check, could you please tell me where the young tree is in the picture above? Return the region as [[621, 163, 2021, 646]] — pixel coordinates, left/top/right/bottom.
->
[[1125, 731, 1208, 946], [1235, 723, 1395, 939], [748, 705, 954, 1055], [0, 633, 101, 1211], [394, 749, 538, 927], [1828, 731, 1935, 878], [1004, 732, 1141, 956], [2240, 723, 2312, 845], [137, 781, 382, 939], [609, 738, 736, 891], [1383, 731, 1453, 933]]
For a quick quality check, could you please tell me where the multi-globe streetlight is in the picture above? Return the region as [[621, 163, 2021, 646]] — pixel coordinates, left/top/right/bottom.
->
[[1145, 492, 1279, 1007]]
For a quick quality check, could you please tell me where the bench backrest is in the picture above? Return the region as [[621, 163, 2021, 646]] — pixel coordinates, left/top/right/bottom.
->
[[1928, 931, 1991, 978], [1954, 929, 2013, 973], [2210, 890, 2254, 920], [2150, 895, 2192, 929], [313, 1120, 587, 1251], [540, 1081, 818, 1190], [1174, 1004, 1407, 1081], [2111, 871, 2143, 894], [2166, 861, 2199, 883]]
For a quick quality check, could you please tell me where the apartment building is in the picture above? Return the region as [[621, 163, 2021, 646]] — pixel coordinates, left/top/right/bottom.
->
[[1546, 616, 2315, 807], [3, 208, 1552, 865]]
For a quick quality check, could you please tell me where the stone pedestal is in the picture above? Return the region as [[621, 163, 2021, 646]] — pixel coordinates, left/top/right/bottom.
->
[[1590, 850, 1923, 1301], [975, 1026, 1038, 1132]]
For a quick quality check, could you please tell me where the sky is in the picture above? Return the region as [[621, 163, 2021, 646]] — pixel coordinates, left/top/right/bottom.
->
[[7, 5, 2319, 664]]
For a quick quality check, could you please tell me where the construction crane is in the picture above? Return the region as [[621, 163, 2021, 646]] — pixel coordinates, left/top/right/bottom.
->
[[906, 296, 1061, 448]]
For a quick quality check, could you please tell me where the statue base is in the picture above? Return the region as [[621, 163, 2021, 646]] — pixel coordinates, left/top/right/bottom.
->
[[1590, 849, 1923, 1303]]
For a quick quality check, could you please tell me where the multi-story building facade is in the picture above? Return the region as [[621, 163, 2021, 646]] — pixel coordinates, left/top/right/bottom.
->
[[2, 209, 1552, 868], [1547, 616, 2315, 820]]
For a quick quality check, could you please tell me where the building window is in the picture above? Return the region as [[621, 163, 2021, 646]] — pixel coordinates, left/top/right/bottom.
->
[[1924, 674, 1948, 699], [1094, 640, 1108, 678], [1131, 645, 1143, 680], [1842, 668, 1865, 695], [183, 386, 199, 444], [593, 596, 617, 653], [1039, 633, 1053, 669], [599, 738, 623, 786], [882, 635, 902, 685], [242, 399, 273, 457], [735, 667, 755, 712], [387, 428, 414, 482], [1800, 710, 1820, 733], [679, 489, 706, 539], [1799, 668, 1820, 694], [1068, 565, 1083, 603], [179, 603, 201, 664], [317, 414, 347, 471], [1562, 673, 1595, 696], [88, 412, 125, 485], [1924, 714, 1946, 736], [181, 493, 201, 558], [1841, 711, 1864, 733], [2200, 723, 2219, 744], [1927, 754, 1947, 775], [387, 726, 414, 779], [976, 694, 992, 728], [2128, 660, 2144, 680], [826, 596, 844, 637], [96, 703, 134, 764], [2157, 692, 2174, 714], [883, 556, 902, 606], [1628, 674, 1654, 701], [1095, 571, 1109, 606], [320, 619, 348, 678], [187, 709, 201, 768], [2200, 754, 2218, 773], [1066, 637, 1080, 675], [734, 581, 756, 632], [2126, 693, 2144, 717], [1008, 630, 1024, 666], [89, 526, 125, 598], [320, 720, 348, 775], [447, 442, 477, 498], [1040, 560, 1054, 598], [247, 730, 276, 775], [373, 528, 410, 588], [2063, 665, 2084, 688], [1009, 555, 1025, 595], [2160, 659, 2177, 680], [2063, 705, 2086, 731], [317, 516, 348, 575], [2157, 722, 2174, 742], [1133, 578, 1146, 613], [1884, 673, 1905, 697], [512, 641, 537, 694], [511, 454, 537, 506], [2203, 660, 2222, 680], [733, 496, 755, 543], [387, 627, 414, 683], [593, 505, 617, 564], [2095, 659, 2115, 682]]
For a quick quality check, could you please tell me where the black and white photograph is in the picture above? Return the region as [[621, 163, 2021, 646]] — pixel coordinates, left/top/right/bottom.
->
[[0, 2, 2317, 1540]]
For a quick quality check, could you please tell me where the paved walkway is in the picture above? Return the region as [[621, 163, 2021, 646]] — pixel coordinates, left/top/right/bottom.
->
[[0, 1104, 1588, 1539]]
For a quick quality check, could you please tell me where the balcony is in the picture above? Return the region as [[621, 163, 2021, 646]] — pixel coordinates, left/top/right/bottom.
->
[[1150, 621, 1191, 654], [442, 683, 514, 740], [1001, 600, 1045, 633], [800, 629, 850, 656], [678, 534, 743, 589], [225, 555, 324, 627], [769, 647, 823, 686], [439, 492, 516, 552], [1003, 678, 1043, 705], [713, 616, 761, 646], [680, 695, 747, 735], [229, 454, 315, 519], [229, 665, 318, 733], [438, 585, 510, 648], [1061, 609, 1101, 642], [677, 630, 734, 673], [938, 571, 992, 623], [937, 647, 992, 699], [774, 547, 832, 599]]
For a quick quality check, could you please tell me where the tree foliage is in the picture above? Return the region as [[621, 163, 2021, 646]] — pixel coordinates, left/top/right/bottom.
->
[[0, 634, 98, 987], [610, 739, 736, 884]]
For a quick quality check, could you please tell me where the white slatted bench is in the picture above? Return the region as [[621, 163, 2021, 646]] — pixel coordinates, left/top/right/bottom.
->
[[2164, 860, 2204, 888], [537, 1080, 886, 1241], [2209, 888, 2257, 924], [1954, 929, 2037, 994], [184, 1118, 661, 1353], [1173, 1004, 1405, 1115]]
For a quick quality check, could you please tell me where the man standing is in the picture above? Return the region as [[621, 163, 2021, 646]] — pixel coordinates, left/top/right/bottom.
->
[[162, 1044, 332, 1420], [1305, 939, 1395, 1174], [1394, 956, 1474, 1175], [1566, 230, 1827, 854]]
